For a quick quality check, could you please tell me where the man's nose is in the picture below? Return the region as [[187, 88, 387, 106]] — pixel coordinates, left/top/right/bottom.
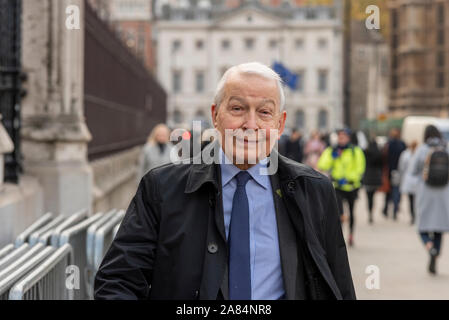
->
[[242, 111, 259, 130]]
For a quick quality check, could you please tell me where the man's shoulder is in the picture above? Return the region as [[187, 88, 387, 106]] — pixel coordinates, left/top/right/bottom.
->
[[278, 154, 327, 181]]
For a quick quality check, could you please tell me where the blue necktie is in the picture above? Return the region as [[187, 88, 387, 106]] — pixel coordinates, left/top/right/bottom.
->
[[229, 171, 252, 300]]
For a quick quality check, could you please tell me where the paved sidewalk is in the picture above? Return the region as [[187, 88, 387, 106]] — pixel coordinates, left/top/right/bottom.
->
[[343, 190, 449, 300]]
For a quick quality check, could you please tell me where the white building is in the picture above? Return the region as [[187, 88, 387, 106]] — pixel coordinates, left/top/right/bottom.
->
[[155, 1, 344, 133]]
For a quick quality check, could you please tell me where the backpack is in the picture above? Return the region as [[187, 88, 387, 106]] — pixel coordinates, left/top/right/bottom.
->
[[423, 146, 449, 187]]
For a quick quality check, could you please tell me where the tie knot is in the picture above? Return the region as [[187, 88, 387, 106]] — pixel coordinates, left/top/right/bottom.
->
[[236, 171, 251, 187]]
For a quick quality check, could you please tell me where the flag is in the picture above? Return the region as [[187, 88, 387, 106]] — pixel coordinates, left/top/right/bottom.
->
[[272, 62, 299, 90]]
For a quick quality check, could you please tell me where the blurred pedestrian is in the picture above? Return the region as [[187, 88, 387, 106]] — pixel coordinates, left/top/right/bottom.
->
[[285, 129, 304, 163], [139, 124, 173, 180], [398, 141, 419, 225], [382, 128, 406, 220], [412, 125, 449, 275], [362, 139, 383, 225], [304, 130, 326, 169], [318, 128, 366, 247]]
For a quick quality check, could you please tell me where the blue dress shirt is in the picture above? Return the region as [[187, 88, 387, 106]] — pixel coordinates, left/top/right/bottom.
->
[[219, 149, 285, 300]]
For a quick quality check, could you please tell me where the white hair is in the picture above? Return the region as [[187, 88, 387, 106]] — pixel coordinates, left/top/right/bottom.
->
[[213, 62, 286, 112]]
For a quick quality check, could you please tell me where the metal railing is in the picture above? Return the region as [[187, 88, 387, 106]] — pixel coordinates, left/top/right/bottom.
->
[[58, 213, 103, 300], [0, 246, 55, 300], [0, 243, 30, 270], [9, 244, 73, 300], [15, 213, 53, 248], [0, 244, 14, 260], [0, 208, 124, 300], [93, 210, 125, 272], [49, 209, 88, 247]]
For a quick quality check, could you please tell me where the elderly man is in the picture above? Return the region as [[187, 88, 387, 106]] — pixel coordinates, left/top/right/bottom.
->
[[94, 62, 356, 300]]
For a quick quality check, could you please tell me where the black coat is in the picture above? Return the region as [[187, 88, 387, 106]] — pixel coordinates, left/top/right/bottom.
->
[[94, 147, 356, 300], [363, 144, 383, 187]]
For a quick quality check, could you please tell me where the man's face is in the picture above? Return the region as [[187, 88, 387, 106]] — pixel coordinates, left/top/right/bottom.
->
[[338, 131, 350, 146], [211, 72, 286, 169]]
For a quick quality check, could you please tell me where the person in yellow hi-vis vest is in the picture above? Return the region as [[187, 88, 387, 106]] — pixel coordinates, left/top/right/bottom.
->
[[318, 128, 366, 247]]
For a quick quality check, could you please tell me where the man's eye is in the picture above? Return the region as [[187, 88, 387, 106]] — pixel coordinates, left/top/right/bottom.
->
[[259, 110, 272, 116], [231, 106, 243, 111]]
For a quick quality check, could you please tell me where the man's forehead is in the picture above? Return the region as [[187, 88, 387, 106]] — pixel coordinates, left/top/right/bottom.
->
[[224, 73, 279, 101]]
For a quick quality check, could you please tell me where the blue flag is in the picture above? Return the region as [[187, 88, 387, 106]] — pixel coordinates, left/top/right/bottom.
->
[[272, 62, 299, 90]]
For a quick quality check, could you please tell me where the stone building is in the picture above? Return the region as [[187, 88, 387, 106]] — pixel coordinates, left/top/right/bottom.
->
[[0, 0, 166, 247], [388, 0, 449, 118], [155, 0, 344, 133], [350, 20, 390, 130]]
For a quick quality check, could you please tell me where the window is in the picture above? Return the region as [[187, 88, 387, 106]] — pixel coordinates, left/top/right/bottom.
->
[[296, 70, 305, 92], [196, 71, 205, 93], [220, 66, 229, 77], [196, 39, 204, 50], [438, 4, 445, 24], [244, 38, 255, 50], [318, 38, 328, 49], [221, 39, 231, 50], [392, 34, 399, 49], [172, 39, 182, 53], [295, 38, 304, 50], [437, 72, 445, 88], [318, 110, 328, 130], [295, 110, 305, 129], [391, 9, 398, 29], [437, 51, 445, 67], [173, 70, 182, 93], [173, 109, 183, 124], [269, 39, 278, 49], [318, 70, 328, 93], [438, 30, 445, 45]]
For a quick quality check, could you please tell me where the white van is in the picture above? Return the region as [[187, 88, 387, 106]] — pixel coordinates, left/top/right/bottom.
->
[[402, 116, 449, 146]]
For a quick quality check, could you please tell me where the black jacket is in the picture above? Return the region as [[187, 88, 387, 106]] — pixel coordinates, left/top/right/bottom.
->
[[363, 143, 383, 187], [94, 147, 356, 300]]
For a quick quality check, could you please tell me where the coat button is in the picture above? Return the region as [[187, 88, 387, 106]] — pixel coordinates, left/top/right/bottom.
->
[[287, 181, 296, 192], [194, 290, 199, 299], [209, 198, 215, 207], [208, 242, 218, 254]]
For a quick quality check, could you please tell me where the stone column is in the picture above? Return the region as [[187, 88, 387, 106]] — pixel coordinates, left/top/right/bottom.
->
[[21, 0, 93, 216]]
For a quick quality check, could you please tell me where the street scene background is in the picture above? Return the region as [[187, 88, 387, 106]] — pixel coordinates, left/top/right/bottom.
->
[[1, 0, 449, 300]]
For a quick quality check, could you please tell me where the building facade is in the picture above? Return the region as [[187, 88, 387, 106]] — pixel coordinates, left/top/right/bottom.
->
[[350, 20, 390, 130], [107, 0, 156, 71], [155, 1, 344, 133], [389, 0, 449, 118]]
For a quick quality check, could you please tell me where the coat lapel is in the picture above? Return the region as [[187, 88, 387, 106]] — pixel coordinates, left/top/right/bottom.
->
[[269, 173, 299, 300]]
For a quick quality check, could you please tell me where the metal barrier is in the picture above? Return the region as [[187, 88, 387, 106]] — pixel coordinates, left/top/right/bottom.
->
[[29, 216, 66, 246], [85, 209, 117, 299], [0, 246, 55, 300], [86, 210, 117, 271], [0, 244, 45, 282], [15, 213, 53, 248], [45, 209, 88, 247], [0, 244, 14, 260], [0, 244, 30, 270], [58, 214, 103, 300], [93, 210, 125, 272], [9, 244, 73, 300]]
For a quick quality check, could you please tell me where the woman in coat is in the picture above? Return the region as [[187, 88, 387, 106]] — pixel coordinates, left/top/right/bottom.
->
[[411, 125, 449, 275], [398, 141, 419, 225], [139, 124, 173, 180], [362, 139, 383, 224]]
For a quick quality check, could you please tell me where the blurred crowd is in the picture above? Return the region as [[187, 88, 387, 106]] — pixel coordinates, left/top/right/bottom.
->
[[139, 122, 449, 276]]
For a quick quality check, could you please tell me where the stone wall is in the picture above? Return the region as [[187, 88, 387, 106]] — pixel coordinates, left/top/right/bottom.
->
[[91, 146, 142, 214]]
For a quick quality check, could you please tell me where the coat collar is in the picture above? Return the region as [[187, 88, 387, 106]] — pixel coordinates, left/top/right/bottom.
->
[[185, 142, 323, 194]]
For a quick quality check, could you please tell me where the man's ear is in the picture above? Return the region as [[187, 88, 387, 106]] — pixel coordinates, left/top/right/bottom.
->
[[211, 104, 218, 128], [277, 111, 287, 140]]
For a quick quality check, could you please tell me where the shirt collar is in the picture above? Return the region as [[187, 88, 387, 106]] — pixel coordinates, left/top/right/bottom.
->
[[219, 148, 269, 190]]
